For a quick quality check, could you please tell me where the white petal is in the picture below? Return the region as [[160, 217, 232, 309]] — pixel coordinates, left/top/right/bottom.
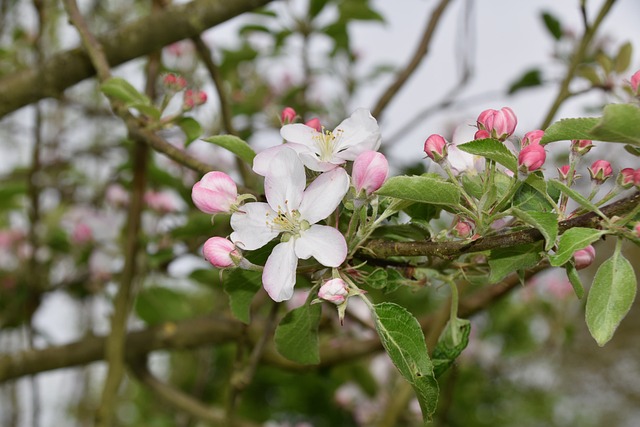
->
[[295, 225, 347, 267], [263, 147, 306, 212], [298, 168, 349, 224], [298, 150, 343, 172], [230, 203, 279, 250], [280, 124, 321, 154], [332, 109, 381, 161], [263, 239, 298, 302], [253, 145, 288, 177]]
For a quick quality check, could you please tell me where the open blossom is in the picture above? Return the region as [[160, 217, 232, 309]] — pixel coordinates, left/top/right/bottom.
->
[[573, 245, 596, 270], [191, 171, 238, 214], [318, 278, 349, 305], [423, 134, 448, 162], [352, 151, 388, 195], [280, 108, 381, 172], [518, 143, 546, 173], [203, 237, 241, 268], [476, 107, 517, 141], [588, 160, 613, 183], [230, 147, 349, 302]]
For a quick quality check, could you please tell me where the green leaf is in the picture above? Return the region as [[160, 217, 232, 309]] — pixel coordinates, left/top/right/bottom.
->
[[541, 11, 563, 40], [547, 179, 605, 218], [577, 65, 602, 86], [373, 302, 439, 422], [457, 138, 518, 173], [489, 243, 543, 283], [274, 303, 322, 365], [590, 103, 640, 146], [100, 77, 150, 105], [129, 103, 161, 120], [512, 208, 558, 251], [376, 175, 460, 205], [202, 135, 256, 165], [223, 269, 262, 324], [178, 117, 203, 146], [549, 227, 606, 267], [540, 117, 599, 144], [432, 317, 471, 378], [565, 263, 585, 299], [614, 41, 632, 74], [135, 287, 193, 325], [585, 244, 637, 346], [508, 69, 542, 94]]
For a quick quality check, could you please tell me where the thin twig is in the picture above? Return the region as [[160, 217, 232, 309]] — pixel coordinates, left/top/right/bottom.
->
[[371, 0, 453, 120]]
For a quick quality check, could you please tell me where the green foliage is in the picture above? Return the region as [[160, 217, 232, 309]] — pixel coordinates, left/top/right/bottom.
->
[[489, 243, 543, 283], [178, 117, 202, 146], [274, 302, 322, 365], [512, 208, 558, 251], [223, 269, 263, 324], [376, 175, 460, 205], [202, 134, 256, 165], [549, 228, 606, 267], [135, 286, 194, 325], [508, 69, 542, 94], [548, 179, 604, 217], [432, 317, 471, 378], [541, 11, 563, 40], [541, 117, 600, 144], [373, 302, 439, 423], [585, 242, 637, 346], [457, 138, 518, 173], [100, 77, 150, 105], [565, 263, 585, 299]]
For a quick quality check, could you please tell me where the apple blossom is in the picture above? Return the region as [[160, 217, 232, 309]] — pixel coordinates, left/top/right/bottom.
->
[[630, 69, 640, 95], [318, 278, 349, 305], [423, 134, 448, 162], [618, 168, 636, 188], [183, 89, 207, 109], [518, 142, 546, 173], [521, 130, 544, 147], [203, 237, 241, 268], [474, 129, 491, 140], [588, 160, 613, 183], [571, 139, 593, 156], [557, 165, 572, 181], [476, 107, 517, 141], [634, 222, 640, 238], [191, 171, 238, 214], [573, 245, 596, 270], [281, 107, 297, 124], [280, 108, 381, 171], [163, 73, 187, 91], [230, 147, 349, 301], [352, 151, 389, 195], [453, 218, 474, 238], [305, 117, 322, 132]]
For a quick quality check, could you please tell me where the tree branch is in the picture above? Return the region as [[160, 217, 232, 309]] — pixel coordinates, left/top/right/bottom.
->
[[0, 0, 275, 119]]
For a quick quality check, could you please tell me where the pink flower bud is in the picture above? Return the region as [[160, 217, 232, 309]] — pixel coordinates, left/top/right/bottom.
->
[[630, 69, 640, 95], [318, 278, 349, 305], [571, 139, 593, 156], [423, 134, 448, 162], [453, 218, 474, 238], [634, 168, 640, 187], [588, 160, 613, 183], [521, 130, 544, 147], [305, 118, 322, 132], [163, 73, 187, 91], [191, 171, 238, 214], [618, 168, 636, 188], [634, 222, 640, 238], [203, 237, 241, 268], [518, 143, 546, 173], [71, 223, 93, 244], [144, 190, 180, 213], [557, 165, 572, 181], [352, 151, 389, 195], [476, 107, 517, 141], [183, 89, 206, 109], [280, 107, 297, 124], [573, 245, 596, 270], [474, 129, 491, 140]]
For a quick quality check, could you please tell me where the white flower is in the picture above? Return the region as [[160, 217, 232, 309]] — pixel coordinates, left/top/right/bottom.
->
[[279, 108, 381, 172], [230, 147, 350, 302]]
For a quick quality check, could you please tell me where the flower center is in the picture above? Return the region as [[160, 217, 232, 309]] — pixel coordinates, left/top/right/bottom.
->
[[268, 207, 310, 239], [313, 128, 344, 161]]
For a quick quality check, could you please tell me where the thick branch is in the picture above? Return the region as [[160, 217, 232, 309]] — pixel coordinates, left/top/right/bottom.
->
[[0, 0, 274, 118], [363, 191, 640, 259]]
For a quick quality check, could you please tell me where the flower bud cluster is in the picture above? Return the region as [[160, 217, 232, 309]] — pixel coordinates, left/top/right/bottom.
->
[[183, 89, 208, 110], [476, 107, 517, 141]]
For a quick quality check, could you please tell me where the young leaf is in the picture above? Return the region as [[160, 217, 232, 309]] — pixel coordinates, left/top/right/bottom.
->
[[565, 263, 585, 299], [547, 179, 606, 218], [135, 287, 193, 325], [540, 117, 599, 144], [178, 117, 203, 146], [457, 138, 518, 173], [489, 243, 543, 283], [432, 317, 471, 378], [100, 77, 150, 105], [376, 175, 460, 205], [373, 302, 439, 422], [508, 69, 542, 94], [512, 208, 558, 251], [590, 103, 640, 146], [274, 303, 322, 365], [549, 227, 606, 267], [541, 11, 563, 40], [202, 135, 256, 165], [223, 269, 262, 324], [129, 103, 162, 120], [585, 244, 637, 346], [614, 41, 632, 74]]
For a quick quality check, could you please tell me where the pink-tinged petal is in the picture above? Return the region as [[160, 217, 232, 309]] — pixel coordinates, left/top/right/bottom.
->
[[191, 171, 238, 214], [263, 147, 306, 212], [230, 203, 279, 250], [295, 225, 347, 267], [332, 109, 381, 160], [298, 168, 349, 224], [203, 237, 239, 268], [352, 151, 388, 194], [280, 123, 321, 154], [263, 239, 298, 302], [253, 145, 289, 177]]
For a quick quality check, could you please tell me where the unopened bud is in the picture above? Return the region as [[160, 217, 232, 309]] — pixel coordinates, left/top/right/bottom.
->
[[191, 171, 238, 214], [423, 134, 448, 162], [618, 168, 636, 189], [588, 160, 613, 184], [352, 151, 389, 195], [573, 245, 596, 270], [521, 130, 544, 147], [280, 107, 297, 124], [305, 118, 322, 132], [634, 222, 640, 238], [318, 278, 349, 305], [518, 143, 546, 173], [183, 89, 207, 110], [476, 107, 517, 141], [571, 139, 594, 156], [630, 70, 640, 95], [453, 218, 474, 238], [203, 237, 242, 268], [163, 73, 187, 91]]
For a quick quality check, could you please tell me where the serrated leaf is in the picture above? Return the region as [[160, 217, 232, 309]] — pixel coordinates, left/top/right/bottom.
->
[[432, 317, 471, 378], [512, 208, 558, 251], [547, 179, 606, 218], [178, 117, 202, 146], [373, 302, 439, 422], [457, 138, 518, 173], [590, 103, 640, 146], [586, 245, 637, 346], [135, 287, 193, 325], [489, 243, 543, 283], [100, 77, 150, 105], [549, 227, 606, 267], [376, 175, 460, 205], [202, 135, 256, 165], [541, 11, 562, 40], [614, 42, 632, 74], [541, 117, 600, 144], [565, 263, 585, 299], [508, 69, 542, 94], [274, 303, 321, 365], [223, 269, 262, 324]]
